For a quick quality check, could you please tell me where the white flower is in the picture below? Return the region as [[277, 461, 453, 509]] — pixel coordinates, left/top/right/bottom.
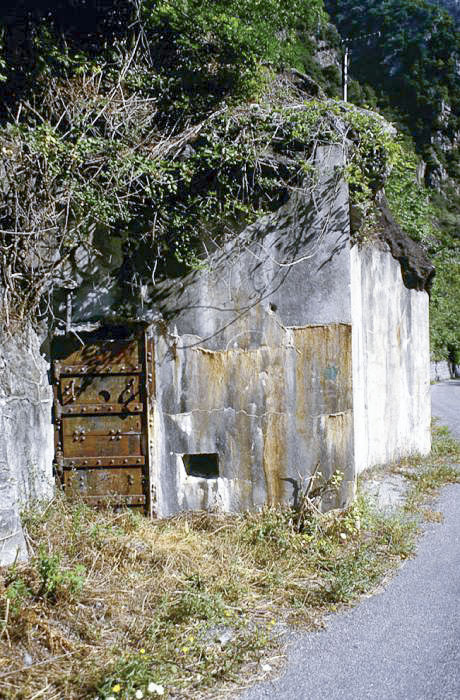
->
[[147, 683, 165, 696], [107, 696, 116, 700], [135, 691, 144, 699]]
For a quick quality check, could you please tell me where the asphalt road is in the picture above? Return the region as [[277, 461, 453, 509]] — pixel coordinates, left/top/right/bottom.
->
[[432, 379, 460, 439], [240, 382, 460, 700]]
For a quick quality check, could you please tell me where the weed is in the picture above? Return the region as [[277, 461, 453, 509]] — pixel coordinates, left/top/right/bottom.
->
[[431, 423, 460, 458], [422, 509, 444, 523], [5, 576, 32, 616], [244, 507, 294, 550], [37, 546, 86, 600]]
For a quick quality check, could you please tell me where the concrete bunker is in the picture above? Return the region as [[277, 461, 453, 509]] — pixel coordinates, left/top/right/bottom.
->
[[0, 144, 433, 564]]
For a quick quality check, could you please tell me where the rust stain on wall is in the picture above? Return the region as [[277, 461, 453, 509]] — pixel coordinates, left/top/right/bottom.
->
[[262, 414, 287, 505], [293, 323, 352, 425]]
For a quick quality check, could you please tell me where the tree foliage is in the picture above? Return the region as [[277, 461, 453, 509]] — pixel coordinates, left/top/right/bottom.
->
[[0, 0, 326, 121], [325, 0, 460, 361], [325, 0, 460, 153], [430, 254, 460, 362]]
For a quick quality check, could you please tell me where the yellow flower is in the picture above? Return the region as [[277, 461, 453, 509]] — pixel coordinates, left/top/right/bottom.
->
[[112, 684, 121, 694], [187, 636, 195, 643], [181, 646, 189, 654], [224, 610, 232, 617], [139, 648, 146, 654]]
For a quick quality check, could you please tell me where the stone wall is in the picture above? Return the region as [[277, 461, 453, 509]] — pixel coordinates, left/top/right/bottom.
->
[[430, 361, 453, 382], [0, 326, 54, 565], [350, 244, 431, 473]]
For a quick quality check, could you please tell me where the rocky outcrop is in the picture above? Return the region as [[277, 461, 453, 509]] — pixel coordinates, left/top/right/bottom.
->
[[0, 325, 54, 566], [376, 194, 435, 292]]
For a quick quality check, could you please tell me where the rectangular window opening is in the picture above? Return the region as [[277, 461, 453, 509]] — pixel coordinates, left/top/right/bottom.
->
[[183, 453, 219, 479]]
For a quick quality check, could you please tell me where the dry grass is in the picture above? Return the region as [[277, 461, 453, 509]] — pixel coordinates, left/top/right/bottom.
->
[[1, 425, 458, 700]]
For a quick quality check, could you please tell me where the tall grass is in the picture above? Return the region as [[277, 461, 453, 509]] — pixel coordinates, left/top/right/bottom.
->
[[0, 426, 458, 700]]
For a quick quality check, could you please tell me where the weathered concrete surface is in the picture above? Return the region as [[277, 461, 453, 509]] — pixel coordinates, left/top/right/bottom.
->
[[152, 323, 354, 516], [55, 145, 352, 332], [351, 243, 431, 473], [53, 228, 127, 327], [150, 145, 355, 516], [0, 326, 54, 566]]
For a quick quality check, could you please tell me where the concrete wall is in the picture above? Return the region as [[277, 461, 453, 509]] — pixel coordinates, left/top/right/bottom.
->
[[0, 326, 54, 565], [430, 361, 453, 382], [150, 145, 356, 516], [350, 244, 431, 473]]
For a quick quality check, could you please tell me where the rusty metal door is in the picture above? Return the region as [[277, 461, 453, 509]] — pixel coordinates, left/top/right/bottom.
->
[[52, 328, 153, 514]]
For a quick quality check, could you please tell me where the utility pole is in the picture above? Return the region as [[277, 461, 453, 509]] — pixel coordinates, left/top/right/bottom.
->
[[343, 44, 349, 102], [342, 31, 381, 102]]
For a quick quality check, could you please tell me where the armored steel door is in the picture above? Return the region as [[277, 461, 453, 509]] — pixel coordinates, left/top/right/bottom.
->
[[52, 328, 153, 514]]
